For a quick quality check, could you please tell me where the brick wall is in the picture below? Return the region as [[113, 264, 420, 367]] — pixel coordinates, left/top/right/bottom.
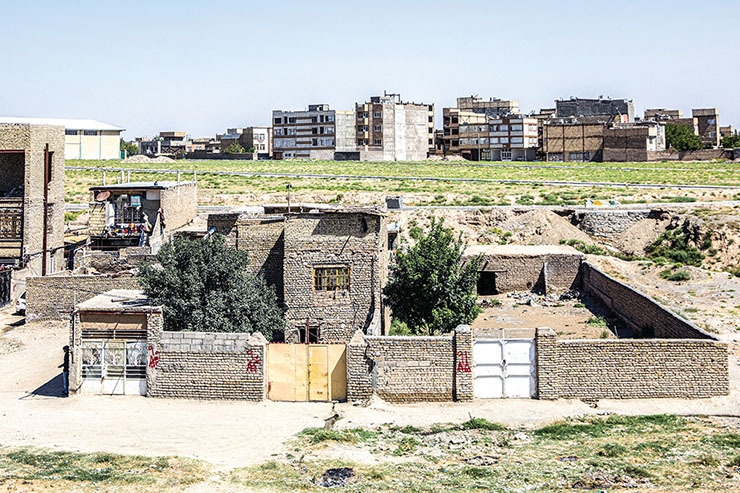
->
[[160, 183, 197, 237], [283, 212, 387, 343], [236, 217, 285, 302], [536, 328, 729, 400], [146, 325, 267, 401], [26, 274, 140, 321], [346, 326, 471, 403], [582, 262, 714, 339]]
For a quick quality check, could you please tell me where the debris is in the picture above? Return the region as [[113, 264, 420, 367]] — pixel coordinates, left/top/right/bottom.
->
[[316, 467, 354, 488], [464, 455, 500, 466], [559, 455, 579, 462], [513, 432, 531, 442]]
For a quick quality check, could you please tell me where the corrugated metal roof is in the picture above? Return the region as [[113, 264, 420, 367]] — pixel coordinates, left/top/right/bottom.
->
[[0, 117, 125, 131]]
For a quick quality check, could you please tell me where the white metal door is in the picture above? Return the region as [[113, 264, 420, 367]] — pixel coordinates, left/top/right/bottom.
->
[[80, 340, 146, 395], [473, 337, 535, 398]]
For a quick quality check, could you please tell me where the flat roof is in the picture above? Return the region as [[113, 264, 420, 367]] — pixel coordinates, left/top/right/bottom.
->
[[90, 181, 195, 191], [0, 117, 124, 131], [77, 289, 161, 312], [464, 244, 583, 256]]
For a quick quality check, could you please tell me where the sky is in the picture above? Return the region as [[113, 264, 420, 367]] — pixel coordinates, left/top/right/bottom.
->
[[1, 1, 738, 139]]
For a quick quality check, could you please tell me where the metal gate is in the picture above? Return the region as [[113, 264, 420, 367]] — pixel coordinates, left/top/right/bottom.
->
[[81, 340, 147, 395], [473, 335, 536, 398], [267, 344, 346, 402]]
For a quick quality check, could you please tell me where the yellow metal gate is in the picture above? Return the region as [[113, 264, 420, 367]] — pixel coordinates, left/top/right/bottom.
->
[[267, 344, 346, 402]]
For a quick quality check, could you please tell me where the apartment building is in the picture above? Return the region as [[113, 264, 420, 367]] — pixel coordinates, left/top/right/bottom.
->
[[644, 108, 699, 135], [272, 105, 355, 160], [692, 108, 720, 147], [602, 122, 666, 162], [542, 120, 605, 162], [455, 117, 539, 161], [442, 96, 519, 156], [555, 97, 634, 123], [354, 93, 433, 161]]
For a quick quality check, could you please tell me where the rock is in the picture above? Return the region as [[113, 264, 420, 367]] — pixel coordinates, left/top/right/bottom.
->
[[316, 467, 354, 488], [513, 432, 531, 442], [464, 455, 500, 466]]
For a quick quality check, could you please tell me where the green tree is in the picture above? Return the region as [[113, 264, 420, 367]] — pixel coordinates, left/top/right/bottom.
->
[[665, 123, 703, 151], [383, 218, 482, 335], [722, 134, 740, 148], [120, 139, 138, 157], [139, 235, 285, 339], [224, 141, 246, 154]]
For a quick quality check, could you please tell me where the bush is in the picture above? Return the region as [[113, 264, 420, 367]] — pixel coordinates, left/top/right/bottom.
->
[[461, 417, 506, 431], [646, 229, 704, 267], [659, 268, 691, 282]]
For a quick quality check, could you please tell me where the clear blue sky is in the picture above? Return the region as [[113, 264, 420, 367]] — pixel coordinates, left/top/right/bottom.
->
[[2, 1, 738, 139]]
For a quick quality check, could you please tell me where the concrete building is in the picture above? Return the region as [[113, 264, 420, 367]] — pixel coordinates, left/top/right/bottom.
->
[[720, 125, 736, 138], [0, 123, 65, 308], [643, 108, 699, 138], [138, 131, 187, 157], [87, 181, 197, 252], [442, 96, 519, 155], [0, 117, 124, 160], [542, 120, 605, 162], [208, 205, 389, 343], [455, 116, 539, 161], [555, 97, 634, 123], [219, 127, 272, 158], [602, 121, 666, 162], [692, 108, 720, 147], [354, 93, 433, 161], [272, 104, 355, 160]]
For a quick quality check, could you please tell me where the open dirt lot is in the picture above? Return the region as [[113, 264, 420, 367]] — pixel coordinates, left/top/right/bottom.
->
[[0, 310, 738, 472]]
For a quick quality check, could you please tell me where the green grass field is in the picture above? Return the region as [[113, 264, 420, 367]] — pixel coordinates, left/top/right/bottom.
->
[[64, 159, 740, 207]]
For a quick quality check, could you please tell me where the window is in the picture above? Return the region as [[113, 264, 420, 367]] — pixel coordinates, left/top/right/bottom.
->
[[327, 115, 335, 122], [314, 266, 350, 291], [312, 138, 318, 146], [83, 130, 98, 136], [65, 129, 78, 136], [274, 118, 282, 125], [374, 125, 381, 131], [511, 137, 523, 144], [511, 124, 523, 131], [311, 116, 317, 123], [327, 127, 334, 134], [500, 125, 508, 132], [490, 125, 498, 132], [320, 115, 325, 122], [708, 119, 716, 124], [374, 139, 381, 145], [374, 112, 381, 118], [490, 137, 499, 144], [274, 128, 282, 136], [460, 138, 468, 145], [500, 137, 509, 144], [288, 117, 296, 123]]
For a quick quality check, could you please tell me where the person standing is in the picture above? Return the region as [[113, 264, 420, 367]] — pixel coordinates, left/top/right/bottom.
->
[[59, 346, 69, 396]]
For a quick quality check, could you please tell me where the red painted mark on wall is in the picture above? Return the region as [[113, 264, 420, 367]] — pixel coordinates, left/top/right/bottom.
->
[[246, 349, 261, 373], [456, 351, 471, 373], [148, 345, 160, 368]]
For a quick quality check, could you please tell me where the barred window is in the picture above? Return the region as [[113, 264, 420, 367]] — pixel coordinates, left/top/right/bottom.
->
[[314, 266, 350, 291]]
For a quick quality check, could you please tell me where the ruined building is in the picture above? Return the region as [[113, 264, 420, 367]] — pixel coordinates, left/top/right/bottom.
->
[[208, 205, 389, 343], [0, 123, 65, 306]]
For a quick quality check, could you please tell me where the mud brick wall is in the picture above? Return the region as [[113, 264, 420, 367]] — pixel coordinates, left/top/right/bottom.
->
[[536, 328, 729, 400], [236, 217, 285, 302], [283, 212, 387, 343], [26, 274, 140, 321], [160, 183, 197, 237], [346, 327, 471, 403], [474, 252, 583, 293], [581, 262, 714, 339], [146, 329, 267, 401]]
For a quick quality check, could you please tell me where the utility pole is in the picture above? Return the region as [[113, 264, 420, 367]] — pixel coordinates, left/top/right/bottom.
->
[[286, 183, 293, 213]]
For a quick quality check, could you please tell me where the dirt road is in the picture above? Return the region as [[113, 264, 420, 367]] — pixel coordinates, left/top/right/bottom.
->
[[0, 314, 738, 469]]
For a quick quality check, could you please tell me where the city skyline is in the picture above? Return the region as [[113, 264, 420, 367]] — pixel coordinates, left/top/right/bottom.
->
[[1, 0, 738, 138]]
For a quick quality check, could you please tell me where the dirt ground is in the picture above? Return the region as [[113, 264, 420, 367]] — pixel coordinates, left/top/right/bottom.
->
[[472, 292, 627, 339], [0, 310, 738, 471]]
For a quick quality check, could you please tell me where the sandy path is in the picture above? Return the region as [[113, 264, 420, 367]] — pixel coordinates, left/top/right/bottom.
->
[[0, 313, 738, 469]]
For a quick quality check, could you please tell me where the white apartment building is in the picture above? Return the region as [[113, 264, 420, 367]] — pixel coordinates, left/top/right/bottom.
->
[[272, 104, 355, 159]]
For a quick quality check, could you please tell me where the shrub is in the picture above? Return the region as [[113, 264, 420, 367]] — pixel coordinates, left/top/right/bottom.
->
[[646, 229, 704, 266], [659, 268, 691, 282], [461, 417, 506, 431]]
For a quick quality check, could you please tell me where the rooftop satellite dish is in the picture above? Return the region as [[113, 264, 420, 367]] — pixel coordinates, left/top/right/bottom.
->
[[95, 191, 111, 201]]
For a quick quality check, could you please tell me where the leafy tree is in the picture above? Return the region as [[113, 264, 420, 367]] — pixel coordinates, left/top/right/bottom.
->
[[139, 234, 285, 339], [246, 145, 256, 153], [224, 141, 246, 154], [120, 139, 138, 157], [665, 123, 703, 151], [722, 134, 740, 148], [383, 218, 482, 335]]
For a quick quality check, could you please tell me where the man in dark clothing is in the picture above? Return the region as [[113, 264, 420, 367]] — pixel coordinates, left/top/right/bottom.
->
[[59, 346, 69, 396]]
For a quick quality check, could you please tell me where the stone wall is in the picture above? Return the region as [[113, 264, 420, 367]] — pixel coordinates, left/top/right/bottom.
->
[[73, 247, 156, 274], [146, 324, 267, 401], [26, 274, 140, 321], [536, 328, 729, 400], [346, 326, 472, 403], [582, 262, 714, 339], [572, 210, 651, 239]]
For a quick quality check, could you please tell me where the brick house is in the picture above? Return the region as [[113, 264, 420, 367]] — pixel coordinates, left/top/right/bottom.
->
[[208, 205, 389, 343]]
